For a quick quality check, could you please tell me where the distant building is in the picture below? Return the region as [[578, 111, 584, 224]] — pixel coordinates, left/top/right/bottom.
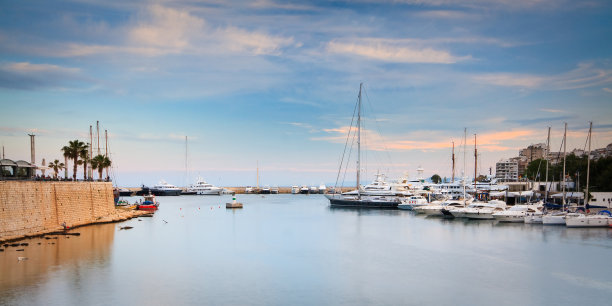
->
[[519, 143, 548, 163], [495, 159, 518, 182]]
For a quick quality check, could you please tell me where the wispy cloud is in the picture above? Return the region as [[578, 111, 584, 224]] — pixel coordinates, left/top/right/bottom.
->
[[326, 39, 470, 64], [472, 62, 612, 90], [0, 62, 84, 90], [314, 125, 534, 152], [540, 108, 566, 113]]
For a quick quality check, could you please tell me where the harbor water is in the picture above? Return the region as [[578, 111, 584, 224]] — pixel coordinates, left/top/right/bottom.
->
[[1, 194, 611, 305]]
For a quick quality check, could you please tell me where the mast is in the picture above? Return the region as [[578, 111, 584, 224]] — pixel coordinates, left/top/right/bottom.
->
[[105, 130, 108, 157], [89, 125, 93, 180], [185, 136, 188, 185], [451, 141, 455, 183], [96, 120, 100, 156], [256, 160, 259, 189], [463, 128, 467, 203], [545, 127, 550, 200], [585, 122, 592, 207], [562, 123, 567, 206], [357, 83, 362, 198], [474, 134, 477, 191]]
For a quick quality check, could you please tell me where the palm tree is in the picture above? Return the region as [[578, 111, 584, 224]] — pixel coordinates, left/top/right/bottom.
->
[[79, 146, 90, 180], [91, 154, 111, 181], [47, 159, 65, 179], [61, 140, 87, 181]]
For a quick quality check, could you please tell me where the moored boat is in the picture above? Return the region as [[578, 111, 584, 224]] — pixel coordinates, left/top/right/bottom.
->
[[150, 180, 182, 196], [137, 194, 160, 211]]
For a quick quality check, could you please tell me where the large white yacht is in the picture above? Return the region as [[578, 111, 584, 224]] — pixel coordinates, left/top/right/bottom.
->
[[493, 204, 541, 222], [185, 177, 222, 195], [463, 200, 507, 220], [150, 180, 182, 196], [343, 173, 396, 196]]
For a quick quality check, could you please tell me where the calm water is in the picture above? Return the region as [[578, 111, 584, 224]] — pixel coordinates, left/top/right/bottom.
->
[[1, 194, 611, 305]]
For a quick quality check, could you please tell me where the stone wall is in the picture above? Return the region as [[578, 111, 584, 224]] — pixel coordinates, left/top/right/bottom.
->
[[0, 181, 116, 240]]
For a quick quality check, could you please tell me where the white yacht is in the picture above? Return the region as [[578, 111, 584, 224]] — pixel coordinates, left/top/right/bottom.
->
[[463, 200, 507, 220], [398, 195, 428, 210], [493, 204, 540, 222], [270, 186, 279, 194], [343, 173, 396, 196], [309, 186, 319, 194], [150, 180, 182, 196], [300, 186, 310, 194], [417, 199, 468, 216], [524, 206, 545, 224], [542, 211, 568, 225], [184, 177, 222, 195], [318, 184, 327, 194], [291, 186, 300, 194], [565, 211, 612, 228]]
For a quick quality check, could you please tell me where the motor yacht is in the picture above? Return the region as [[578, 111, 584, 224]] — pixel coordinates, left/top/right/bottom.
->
[[291, 186, 300, 194], [184, 177, 222, 195], [463, 200, 507, 220], [398, 195, 428, 210], [493, 204, 540, 223], [150, 180, 182, 196]]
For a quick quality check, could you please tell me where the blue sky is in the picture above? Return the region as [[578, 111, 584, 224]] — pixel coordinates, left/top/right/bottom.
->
[[1, 0, 611, 187]]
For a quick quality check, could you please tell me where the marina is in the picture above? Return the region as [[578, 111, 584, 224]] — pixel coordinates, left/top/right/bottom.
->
[[1, 194, 611, 305]]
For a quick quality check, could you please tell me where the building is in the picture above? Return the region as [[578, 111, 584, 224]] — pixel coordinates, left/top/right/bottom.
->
[[495, 159, 518, 182], [0, 159, 36, 180], [519, 143, 548, 163]]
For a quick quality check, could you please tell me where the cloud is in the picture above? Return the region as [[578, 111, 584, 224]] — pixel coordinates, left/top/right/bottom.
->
[[314, 124, 534, 152], [604, 88, 612, 93], [539, 108, 566, 113], [472, 62, 612, 90], [506, 116, 575, 126], [326, 39, 469, 64], [0, 62, 83, 90]]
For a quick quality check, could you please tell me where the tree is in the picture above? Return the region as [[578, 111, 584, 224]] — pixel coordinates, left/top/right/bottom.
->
[[431, 174, 442, 184], [61, 140, 88, 181], [475, 175, 488, 182], [79, 146, 89, 180], [47, 159, 64, 179], [91, 154, 111, 181]]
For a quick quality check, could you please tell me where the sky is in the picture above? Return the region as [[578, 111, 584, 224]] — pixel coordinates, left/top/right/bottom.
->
[[1, 0, 612, 187]]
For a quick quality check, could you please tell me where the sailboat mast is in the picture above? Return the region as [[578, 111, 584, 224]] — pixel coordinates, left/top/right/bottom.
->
[[257, 160, 259, 189], [474, 134, 477, 191], [585, 122, 592, 206], [357, 83, 362, 197], [463, 128, 467, 202], [451, 141, 455, 183], [545, 127, 550, 200], [562, 123, 567, 206]]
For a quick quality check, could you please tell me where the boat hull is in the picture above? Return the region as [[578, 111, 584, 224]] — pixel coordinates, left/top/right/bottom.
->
[[328, 197, 399, 209], [150, 189, 181, 196], [542, 214, 566, 225], [493, 215, 525, 223], [465, 212, 495, 220], [566, 216, 611, 228]]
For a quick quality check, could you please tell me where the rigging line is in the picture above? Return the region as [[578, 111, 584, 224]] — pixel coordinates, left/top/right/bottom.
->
[[334, 97, 359, 190], [547, 132, 566, 191], [341, 127, 357, 189], [363, 86, 394, 171]]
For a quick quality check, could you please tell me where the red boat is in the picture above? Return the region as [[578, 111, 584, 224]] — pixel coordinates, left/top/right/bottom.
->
[[137, 194, 160, 211]]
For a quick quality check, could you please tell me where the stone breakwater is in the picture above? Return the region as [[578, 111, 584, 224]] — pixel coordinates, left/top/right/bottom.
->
[[0, 181, 147, 242]]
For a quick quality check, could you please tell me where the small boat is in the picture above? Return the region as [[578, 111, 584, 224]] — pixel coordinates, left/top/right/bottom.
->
[[493, 205, 541, 223], [463, 200, 507, 220], [261, 186, 271, 194], [137, 194, 160, 211], [300, 186, 309, 194], [318, 184, 327, 194], [270, 186, 279, 194]]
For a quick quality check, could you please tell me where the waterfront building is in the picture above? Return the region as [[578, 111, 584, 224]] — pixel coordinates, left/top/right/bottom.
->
[[495, 159, 518, 182], [0, 159, 36, 180]]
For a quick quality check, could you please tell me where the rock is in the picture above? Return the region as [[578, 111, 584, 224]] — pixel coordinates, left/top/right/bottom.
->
[[0, 249, 4, 252]]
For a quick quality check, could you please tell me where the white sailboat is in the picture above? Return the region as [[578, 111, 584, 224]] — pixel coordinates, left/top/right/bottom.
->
[[565, 122, 612, 228], [326, 83, 401, 208], [543, 123, 569, 225]]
